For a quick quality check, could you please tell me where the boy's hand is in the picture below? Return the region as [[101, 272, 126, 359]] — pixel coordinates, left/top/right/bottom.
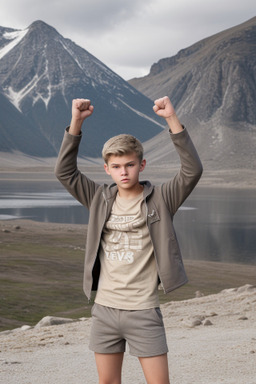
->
[[69, 98, 94, 135], [153, 96, 183, 133], [72, 99, 94, 120], [153, 96, 175, 118]]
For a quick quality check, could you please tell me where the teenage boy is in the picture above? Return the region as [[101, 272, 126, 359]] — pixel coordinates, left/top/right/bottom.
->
[[55, 96, 203, 384]]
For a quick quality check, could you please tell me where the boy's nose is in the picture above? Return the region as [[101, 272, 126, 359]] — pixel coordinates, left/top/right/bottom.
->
[[121, 167, 127, 175]]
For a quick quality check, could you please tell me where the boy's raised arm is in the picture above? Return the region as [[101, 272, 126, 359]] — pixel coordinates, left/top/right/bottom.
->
[[54, 98, 97, 208], [69, 98, 94, 135], [153, 96, 183, 134]]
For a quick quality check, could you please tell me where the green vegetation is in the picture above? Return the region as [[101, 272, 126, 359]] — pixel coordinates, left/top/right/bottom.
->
[[0, 243, 91, 330]]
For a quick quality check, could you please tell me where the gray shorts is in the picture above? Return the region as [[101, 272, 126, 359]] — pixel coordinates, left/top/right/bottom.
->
[[89, 303, 168, 357]]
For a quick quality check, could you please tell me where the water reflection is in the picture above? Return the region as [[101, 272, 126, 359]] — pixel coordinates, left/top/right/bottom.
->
[[175, 188, 256, 265], [0, 190, 88, 223], [0, 179, 255, 265]]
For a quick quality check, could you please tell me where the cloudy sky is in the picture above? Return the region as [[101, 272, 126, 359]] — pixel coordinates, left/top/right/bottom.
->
[[0, 0, 255, 79]]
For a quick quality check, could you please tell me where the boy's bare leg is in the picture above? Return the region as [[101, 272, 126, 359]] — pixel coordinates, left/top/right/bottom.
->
[[139, 354, 170, 384], [94, 352, 124, 384]]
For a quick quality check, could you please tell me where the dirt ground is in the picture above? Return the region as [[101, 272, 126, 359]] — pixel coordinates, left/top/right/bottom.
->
[[1, 284, 256, 384]]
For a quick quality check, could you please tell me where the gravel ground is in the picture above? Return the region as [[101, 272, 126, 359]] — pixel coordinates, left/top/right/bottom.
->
[[1, 285, 256, 384]]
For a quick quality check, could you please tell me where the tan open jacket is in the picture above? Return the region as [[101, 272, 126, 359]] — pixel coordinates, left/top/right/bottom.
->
[[55, 127, 203, 301]]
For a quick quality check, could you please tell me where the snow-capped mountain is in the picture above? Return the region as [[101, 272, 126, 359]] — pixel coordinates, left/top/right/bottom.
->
[[0, 21, 164, 157]]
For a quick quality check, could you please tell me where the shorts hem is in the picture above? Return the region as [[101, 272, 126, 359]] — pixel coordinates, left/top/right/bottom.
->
[[89, 346, 126, 354], [129, 348, 169, 358]]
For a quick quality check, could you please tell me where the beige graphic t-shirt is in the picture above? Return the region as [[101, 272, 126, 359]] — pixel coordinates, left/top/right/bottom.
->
[[95, 192, 159, 310]]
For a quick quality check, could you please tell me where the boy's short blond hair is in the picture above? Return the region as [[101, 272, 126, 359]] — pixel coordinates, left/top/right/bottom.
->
[[102, 134, 144, 164]]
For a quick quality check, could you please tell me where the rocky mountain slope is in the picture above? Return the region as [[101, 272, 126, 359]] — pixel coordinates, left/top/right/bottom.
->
[[130, 17, 256, 170], [0, 21, 164, 158]]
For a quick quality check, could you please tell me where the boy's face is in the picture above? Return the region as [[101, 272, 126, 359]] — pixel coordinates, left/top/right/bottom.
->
[[104, 152, 146, 195]]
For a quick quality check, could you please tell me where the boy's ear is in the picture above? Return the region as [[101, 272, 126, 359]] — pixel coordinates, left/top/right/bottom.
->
[[104, 163, 111, 175], [139, 159, 146, 172]]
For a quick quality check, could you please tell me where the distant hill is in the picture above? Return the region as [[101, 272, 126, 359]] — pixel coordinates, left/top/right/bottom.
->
[[130, 17, 256, 170], [0, 21, 164, 158]]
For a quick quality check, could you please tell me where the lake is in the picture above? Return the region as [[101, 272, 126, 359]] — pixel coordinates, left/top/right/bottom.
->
[[0, 178, 255, 265]]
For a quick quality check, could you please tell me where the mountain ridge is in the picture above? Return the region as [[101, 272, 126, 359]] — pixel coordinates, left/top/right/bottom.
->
[[129, 17, 256, 170], [0, 20, 164, 158], [0, 18, 255, 171]]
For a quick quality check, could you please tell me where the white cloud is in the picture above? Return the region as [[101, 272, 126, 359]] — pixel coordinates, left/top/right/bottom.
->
[[0, 0, 255, 79]]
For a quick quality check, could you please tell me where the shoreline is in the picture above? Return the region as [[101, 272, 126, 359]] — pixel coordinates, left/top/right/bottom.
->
[[0, 161, 256, 189]]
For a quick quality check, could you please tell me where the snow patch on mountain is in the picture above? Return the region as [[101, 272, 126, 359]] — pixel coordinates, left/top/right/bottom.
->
[[0, 29, 28, 60], [118, 98, 165, 129], [59, 38, 120, 86], [32, 55, 51, 108], [6, 53, 54, 111], [0, 20, 164, 158], [6, 70, 51, 112], [6, 86, 23, 112], [59, 40, 84, 71]]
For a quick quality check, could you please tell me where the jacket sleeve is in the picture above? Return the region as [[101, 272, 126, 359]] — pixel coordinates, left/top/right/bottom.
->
[[54, 128, 100, 208], [161, 128, 203, 216]]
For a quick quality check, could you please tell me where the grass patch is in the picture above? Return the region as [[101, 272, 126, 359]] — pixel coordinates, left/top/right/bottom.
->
[[1, 220, 256, 332]]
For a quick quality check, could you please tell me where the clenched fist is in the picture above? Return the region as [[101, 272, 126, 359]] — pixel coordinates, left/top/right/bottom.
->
[[153, 96, 175, 118], [72, 98, 94, 120], [153, 96, 183, 133], [69, 98, 94, 135]]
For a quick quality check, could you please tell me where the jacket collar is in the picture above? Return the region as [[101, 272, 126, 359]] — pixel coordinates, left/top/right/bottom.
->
[[103, 180, 154, 200]]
